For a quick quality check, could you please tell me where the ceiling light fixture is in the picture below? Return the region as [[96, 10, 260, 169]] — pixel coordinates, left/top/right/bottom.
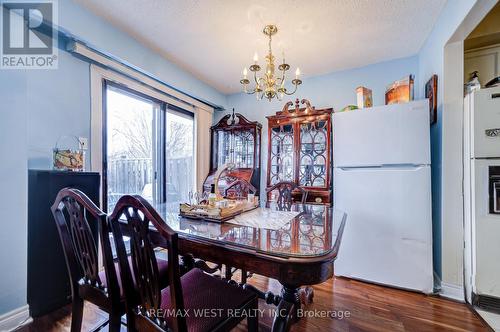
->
[[240, 24, 302, 101]]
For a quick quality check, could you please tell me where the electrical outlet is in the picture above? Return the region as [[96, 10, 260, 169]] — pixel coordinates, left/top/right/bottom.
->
[[78, 137, 89, 150]]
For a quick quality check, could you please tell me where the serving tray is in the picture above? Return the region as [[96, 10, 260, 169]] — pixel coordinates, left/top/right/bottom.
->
[[179, 200, 258, 223]]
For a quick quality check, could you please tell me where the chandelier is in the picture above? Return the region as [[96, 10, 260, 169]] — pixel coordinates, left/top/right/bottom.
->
[[240, 24, 302, 101]]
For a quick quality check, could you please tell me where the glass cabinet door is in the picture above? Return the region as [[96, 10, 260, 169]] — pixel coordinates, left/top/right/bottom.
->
[[299, 120, 328, 187], [215, 130, 231, 168], [270, 124, 295, 184], [214, 129, 256, 169], [233, 129, 255, 168]]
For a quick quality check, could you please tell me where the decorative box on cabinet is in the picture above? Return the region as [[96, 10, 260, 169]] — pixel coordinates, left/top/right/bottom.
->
[[203, 110, 262, 196], [28, 170, 100, 317], [266, 99, 333, 205]]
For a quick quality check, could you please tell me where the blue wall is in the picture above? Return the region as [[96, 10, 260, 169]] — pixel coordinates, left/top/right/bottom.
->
[[417, 0, 479, 285], [27, 49, 91, 170], [0, 72, 28, 315], [223, 55, 420, 199]]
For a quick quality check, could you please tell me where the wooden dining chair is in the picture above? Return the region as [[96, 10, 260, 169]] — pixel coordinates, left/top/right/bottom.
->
[[51, 188, 123, 331], [51, 188, 169, 332], [224, 179, 257, 200], [110, 195, 258, 332], [266, 181, 308, 210]]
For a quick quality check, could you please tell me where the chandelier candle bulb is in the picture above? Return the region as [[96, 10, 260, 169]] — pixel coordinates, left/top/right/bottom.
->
[[253, 52, 259, 63], [243, 68, 248, 79], [295, 68, 301, 79]]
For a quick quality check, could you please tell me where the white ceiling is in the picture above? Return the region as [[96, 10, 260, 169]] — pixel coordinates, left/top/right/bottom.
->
[[74, 0, 447, 94]]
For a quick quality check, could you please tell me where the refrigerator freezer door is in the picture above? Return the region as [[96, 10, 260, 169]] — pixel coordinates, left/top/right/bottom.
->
[[471, 87, 500, 159], [472, 159, 500, 297], [333, 100, 430, 167], [333, 165, 433, 293]]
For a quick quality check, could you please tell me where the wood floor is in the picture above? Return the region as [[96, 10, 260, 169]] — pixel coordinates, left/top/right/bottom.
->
[[18, 274, 491, 332]]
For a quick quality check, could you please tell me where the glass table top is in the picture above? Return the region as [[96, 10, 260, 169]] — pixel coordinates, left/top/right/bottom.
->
[[150, 202, 346, 259]]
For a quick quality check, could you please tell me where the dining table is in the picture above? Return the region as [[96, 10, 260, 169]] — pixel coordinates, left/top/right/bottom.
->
[[119, 202, 346, 332]]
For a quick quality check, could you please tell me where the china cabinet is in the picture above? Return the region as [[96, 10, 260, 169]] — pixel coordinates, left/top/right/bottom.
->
[[203, 110, 262, 196], [266, 99, 333, 204]]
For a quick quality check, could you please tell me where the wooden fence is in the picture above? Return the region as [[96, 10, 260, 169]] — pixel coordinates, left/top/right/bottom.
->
[[107, 156, 193, 206]]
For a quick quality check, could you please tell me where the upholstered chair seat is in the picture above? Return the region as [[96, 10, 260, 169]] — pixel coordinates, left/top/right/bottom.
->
[[160, 268, 256, 332]]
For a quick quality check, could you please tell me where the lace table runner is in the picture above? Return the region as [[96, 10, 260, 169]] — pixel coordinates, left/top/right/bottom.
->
[[227, 208, 300, 230]]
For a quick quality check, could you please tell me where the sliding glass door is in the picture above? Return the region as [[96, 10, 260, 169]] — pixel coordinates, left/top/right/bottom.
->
[[104, 81, 195, 212], [165, 107, 194, 208], [105, 83, 160, 211]]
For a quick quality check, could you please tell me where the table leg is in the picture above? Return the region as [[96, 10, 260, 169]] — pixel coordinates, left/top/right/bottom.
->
[[281, 286, 301, 320], [271, 285, 300, 332], [272, 300, 294, 332], [298, 286, 314, 305]]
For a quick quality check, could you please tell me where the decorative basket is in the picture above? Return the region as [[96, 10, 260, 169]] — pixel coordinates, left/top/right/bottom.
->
[[53, 136, 85, 171]]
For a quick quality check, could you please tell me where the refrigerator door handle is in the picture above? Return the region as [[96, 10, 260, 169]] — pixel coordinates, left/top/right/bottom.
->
[[338, 165, 383, 171], [338, 164, 428, 171]]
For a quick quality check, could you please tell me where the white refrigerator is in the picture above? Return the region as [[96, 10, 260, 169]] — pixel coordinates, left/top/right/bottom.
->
[[333, 100, 434, 294], [463, 87, 500, 306]]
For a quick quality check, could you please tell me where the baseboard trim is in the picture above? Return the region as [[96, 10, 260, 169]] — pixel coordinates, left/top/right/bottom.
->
[[440, 282, 465, 302], [0, 305, 32, 331]]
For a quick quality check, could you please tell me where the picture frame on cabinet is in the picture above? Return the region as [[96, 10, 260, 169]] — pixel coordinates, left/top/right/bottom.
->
[[385, 75, 414, 105], [425, 74, 438, 125]]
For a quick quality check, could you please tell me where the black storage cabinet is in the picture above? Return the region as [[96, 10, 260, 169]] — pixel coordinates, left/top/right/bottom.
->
[[28, 170, 100, 317]]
